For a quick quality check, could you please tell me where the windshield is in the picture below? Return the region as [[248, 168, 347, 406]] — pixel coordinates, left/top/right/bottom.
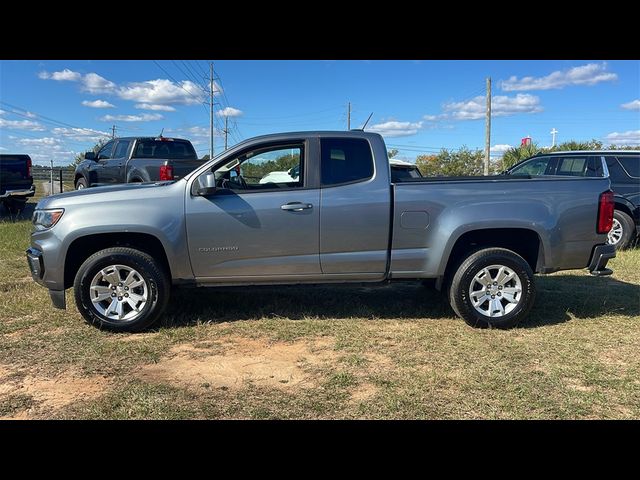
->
[[133, 140, 197, 159]]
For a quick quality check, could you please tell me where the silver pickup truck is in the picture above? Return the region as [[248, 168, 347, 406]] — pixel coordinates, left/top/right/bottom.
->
[[27, 131, 616, 332]]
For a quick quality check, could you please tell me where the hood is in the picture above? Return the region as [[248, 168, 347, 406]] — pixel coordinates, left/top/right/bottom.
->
[[37, 180, 183, 209]]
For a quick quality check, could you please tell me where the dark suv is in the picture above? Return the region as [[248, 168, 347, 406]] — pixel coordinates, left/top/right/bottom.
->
[[506, 151, 639, 249]]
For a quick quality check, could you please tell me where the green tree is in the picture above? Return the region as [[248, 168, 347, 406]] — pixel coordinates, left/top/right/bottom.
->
[[416, 147, 485, 177], [551, 138, 604, 151], [387, 149, 399, 159], [70, 138, 109, 167], [201, 154, 211, 161], [499, 142, 542, 170]]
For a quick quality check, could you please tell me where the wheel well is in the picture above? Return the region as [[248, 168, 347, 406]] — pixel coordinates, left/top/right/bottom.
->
[[444, 228, 542, 285], [614, 202, 634, 220], [64, 232, 171, 289], [74, 174, 84, 184]]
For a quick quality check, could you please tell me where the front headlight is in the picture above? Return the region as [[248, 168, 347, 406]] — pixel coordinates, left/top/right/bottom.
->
[[32, 209, 64, 230]]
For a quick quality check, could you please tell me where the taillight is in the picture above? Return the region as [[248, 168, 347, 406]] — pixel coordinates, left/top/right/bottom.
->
[[597, 191, 614, 234], [26, 156, 32, 178], [159, 164, 174, 181]]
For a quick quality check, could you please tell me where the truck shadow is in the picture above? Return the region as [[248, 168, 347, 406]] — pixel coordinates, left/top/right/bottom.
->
[[163, 274, 639, 329], [0, 202, 36, 221]]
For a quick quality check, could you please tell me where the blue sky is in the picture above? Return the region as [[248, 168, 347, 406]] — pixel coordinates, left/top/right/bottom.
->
[[1, 60, 638, 165]]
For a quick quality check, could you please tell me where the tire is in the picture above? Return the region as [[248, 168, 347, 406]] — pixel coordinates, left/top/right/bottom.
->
[[448, 248, 536, 329], [607, 210, 635, 250], [75, 177, 88, 190], [73, 247, 170, 332]]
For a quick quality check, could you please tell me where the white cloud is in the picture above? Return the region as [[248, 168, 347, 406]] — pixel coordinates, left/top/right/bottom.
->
[[367, 120, 423, 137], [82, 99, 115, 108], [0, 118, 46, 131], [117, 79, 205, 105], [422, 114, 439, 121], [38, 68, 82, 82], [443, 94, 543, 120], [0, 146, 7, 151], [0, 109, 5, 115], [605, 130, 640, 145], [217, 106, 243, 117], [621, 99, 640, 111], [167, 125, 223, 139], [24, 111, 37, 118], [82, 73, 117, 94], [500, 63, 617, 91], [135, 103, 176, 111], [52, 127, 110, 142], [17, 137, 62, 146], [490, 144, 513, 154], [100, 113, 163, 122]]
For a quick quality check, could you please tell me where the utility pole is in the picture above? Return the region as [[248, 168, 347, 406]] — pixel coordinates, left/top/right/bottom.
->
[[484, 77, 491, 176], [347, 102, 351, 130], [111, 125, 116, 139], [224, 115, 229, 150], [551, 128, 558, 147], [209, 62, 214, 160]]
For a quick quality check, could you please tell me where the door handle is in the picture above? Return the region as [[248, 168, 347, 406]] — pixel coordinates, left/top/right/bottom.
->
[[281, 202, 313, 211]]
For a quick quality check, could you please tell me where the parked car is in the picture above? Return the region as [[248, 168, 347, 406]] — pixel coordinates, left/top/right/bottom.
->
[[0, 154, 35, 213], [505, 150, 639, 249], [389, 158, 423, 182], [74, 136, 203, 189], [28, 131, 615, 332]]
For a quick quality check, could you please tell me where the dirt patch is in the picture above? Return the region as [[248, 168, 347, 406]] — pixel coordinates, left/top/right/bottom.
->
[[565, 378, 593, 393], [0, 363, 109, 419], [350, 383, 379, 403], [112, 332, 160, 343], [138, 336, 337, 391]]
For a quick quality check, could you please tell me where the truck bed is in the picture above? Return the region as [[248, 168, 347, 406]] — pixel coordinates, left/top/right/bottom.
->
[[391, 175, 612, 278]]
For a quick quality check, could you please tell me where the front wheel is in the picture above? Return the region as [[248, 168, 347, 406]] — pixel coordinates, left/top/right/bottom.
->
[[448, 248, 536, 329], [75, 177, 88, 190], [73, 247, 170, 332]]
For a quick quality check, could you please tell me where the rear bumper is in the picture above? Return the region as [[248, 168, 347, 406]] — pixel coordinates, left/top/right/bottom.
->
[[587, 244, 616, 276], [0, 185, 35, 199], [26, 247, 66, 309]]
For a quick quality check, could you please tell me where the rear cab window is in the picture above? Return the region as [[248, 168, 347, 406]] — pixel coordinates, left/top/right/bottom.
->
[[134, 139, 197, 159], [320, 138, 374, 186]]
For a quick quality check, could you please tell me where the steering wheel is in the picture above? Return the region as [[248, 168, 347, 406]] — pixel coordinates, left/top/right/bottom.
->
[[222, 172, 248, 190]]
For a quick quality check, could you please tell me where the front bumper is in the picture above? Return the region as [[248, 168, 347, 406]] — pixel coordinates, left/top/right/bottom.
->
[[26, 247, 66, 309], [587, 244, 616, 276], [1, 185, 35, 199]]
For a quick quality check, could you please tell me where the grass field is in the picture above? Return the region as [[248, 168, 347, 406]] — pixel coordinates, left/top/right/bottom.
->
[[1, 202, 639, 419]]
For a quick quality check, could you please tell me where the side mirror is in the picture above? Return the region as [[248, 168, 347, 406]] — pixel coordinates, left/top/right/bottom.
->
[[196, 172, 217, 196], [84, 151, 96, 160]]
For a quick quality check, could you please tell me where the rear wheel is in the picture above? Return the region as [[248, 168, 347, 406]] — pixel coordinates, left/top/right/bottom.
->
[[73, 247, 170, 332], [607, 210, 634, 250], [75, 177, 88, 190], [448, 248, 536, 329]]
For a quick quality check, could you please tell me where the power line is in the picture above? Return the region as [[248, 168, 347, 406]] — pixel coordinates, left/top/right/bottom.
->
[[152, 60, 209, 117]]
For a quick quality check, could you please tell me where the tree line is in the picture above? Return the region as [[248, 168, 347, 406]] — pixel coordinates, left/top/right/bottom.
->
[[409, 139, 637, 177]]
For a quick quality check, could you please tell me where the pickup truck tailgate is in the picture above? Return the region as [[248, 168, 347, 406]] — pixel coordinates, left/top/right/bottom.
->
[[169, 158, 205, 180], [0, 155, 32, 195]]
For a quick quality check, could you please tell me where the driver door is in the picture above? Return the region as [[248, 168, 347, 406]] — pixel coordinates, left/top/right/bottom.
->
[[88, 140, 115, 186], [185, 139, 321, 279]]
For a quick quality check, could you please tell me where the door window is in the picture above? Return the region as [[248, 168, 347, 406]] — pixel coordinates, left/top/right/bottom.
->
[[321, 138, 374, 186], [556, 157, 588, 176], [113, 140, 131, 159], [618, 155, 640, 178], [213, 144, 304, 192], [510, 156, 552, 175], [97, 141, 115, 160]]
